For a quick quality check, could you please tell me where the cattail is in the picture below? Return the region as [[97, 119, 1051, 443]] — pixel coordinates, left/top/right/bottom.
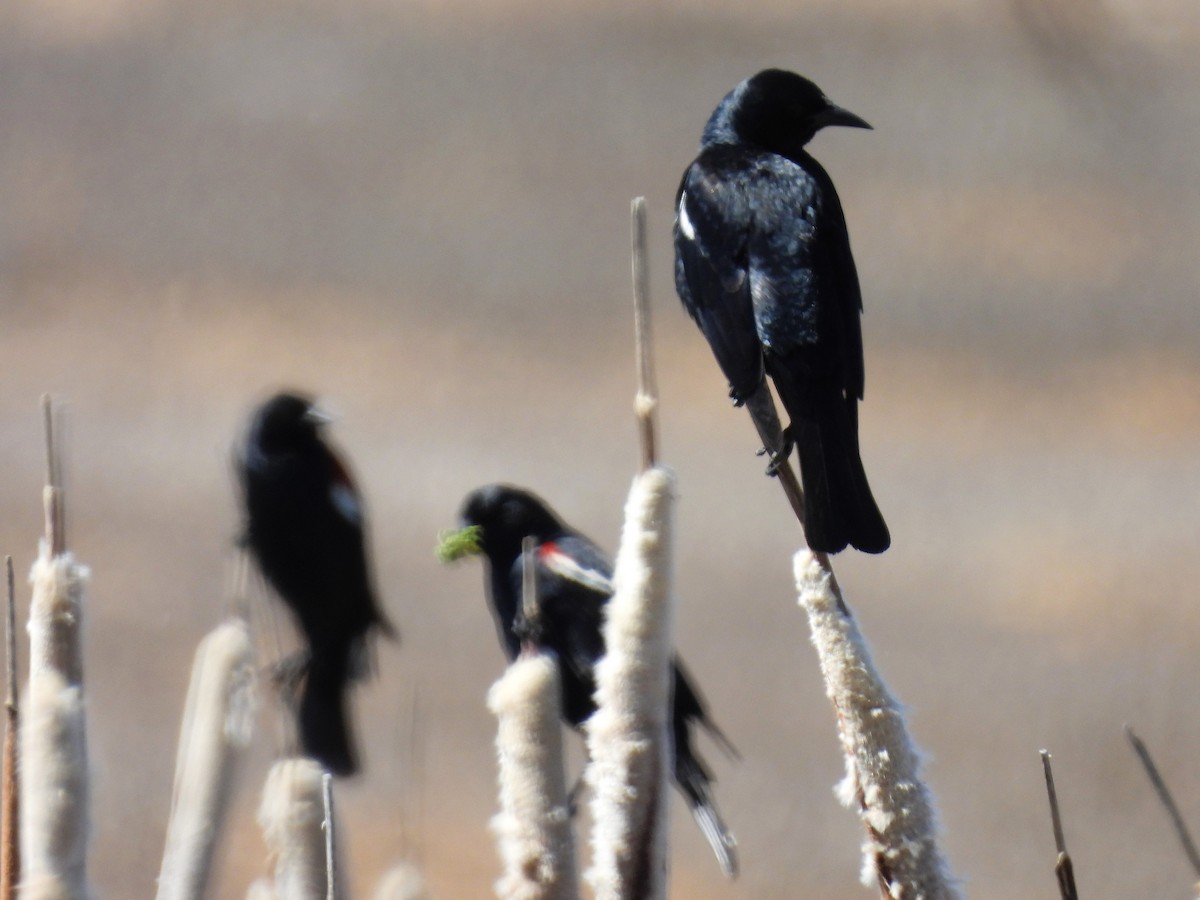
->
[[488, 651, 578, 900], [257, 758, 341, 899], [796, 549, 960, 899], [585, 466, 676, 900], [157, 618, 257, 900], [371, 863, 431, 900], [244, 878, 277, 900], [20, 544, 90, 900]]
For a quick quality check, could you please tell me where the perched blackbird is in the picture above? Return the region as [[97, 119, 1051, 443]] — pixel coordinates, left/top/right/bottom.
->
[[238, 391, 394, 775], [443, 484, 738, 877], [674, 68, 890, 554]]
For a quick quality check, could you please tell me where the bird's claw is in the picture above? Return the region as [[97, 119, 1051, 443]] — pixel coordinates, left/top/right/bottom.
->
[[762, 436, 793, 478]]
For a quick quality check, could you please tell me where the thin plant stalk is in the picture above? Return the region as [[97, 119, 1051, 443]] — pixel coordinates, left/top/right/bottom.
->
[[796, 549, 959, 899], [1125, 725, 1200, 885], [322, 774, 336, 900], [156, 618, 257, 900], [630, 197, 658, 472], [1040, 750, 1079, 900], [2, 556, 19, 900]]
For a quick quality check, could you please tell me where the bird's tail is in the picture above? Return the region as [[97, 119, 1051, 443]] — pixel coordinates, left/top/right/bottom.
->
[[299, 645, 359, 777], [788, 392, 890, 554], [673, 728, 738, 878]]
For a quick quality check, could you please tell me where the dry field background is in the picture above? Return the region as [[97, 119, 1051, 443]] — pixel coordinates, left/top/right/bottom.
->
[[2, 0, 1199, 896]]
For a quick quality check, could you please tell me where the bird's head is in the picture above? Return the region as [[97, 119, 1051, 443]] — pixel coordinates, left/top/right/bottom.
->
[[437, 484, 564, 564], [248, 391, 331, 457], [703, 68, 871, 155]]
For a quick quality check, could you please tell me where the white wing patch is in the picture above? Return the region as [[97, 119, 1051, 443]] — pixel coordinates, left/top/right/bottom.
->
[[678, 192, 696, 241], [331, 482, 362, 524], [541, 547, 613, 595]]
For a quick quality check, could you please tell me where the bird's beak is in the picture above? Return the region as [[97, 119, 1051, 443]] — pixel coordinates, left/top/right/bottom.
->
[[817, 103, 872, 131], [436, 524, 483, 563], [303, 404, 336, 428]]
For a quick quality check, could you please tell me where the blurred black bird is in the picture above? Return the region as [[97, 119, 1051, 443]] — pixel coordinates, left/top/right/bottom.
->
[[674, 68, 890, 554], [442, 484, 738, 877], [238, 391, 395, 776]]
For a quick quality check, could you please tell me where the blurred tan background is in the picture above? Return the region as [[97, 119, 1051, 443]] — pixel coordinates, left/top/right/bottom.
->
[[2, 0, 1199, 896]]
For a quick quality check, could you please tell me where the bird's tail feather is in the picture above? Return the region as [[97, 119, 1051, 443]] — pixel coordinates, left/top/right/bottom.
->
[[791, 400, 890, 554], [299, 647, 358, 776], [672, 722, 738, 878], [675, 746, 738, 878], [693, 799, 738, 880]]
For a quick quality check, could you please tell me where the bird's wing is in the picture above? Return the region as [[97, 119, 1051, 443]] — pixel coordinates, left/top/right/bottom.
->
[[535, 534, 611, 687], [674, 149, 766, 403], [324, 448, 364, 526], [748, 151, 865, 401]]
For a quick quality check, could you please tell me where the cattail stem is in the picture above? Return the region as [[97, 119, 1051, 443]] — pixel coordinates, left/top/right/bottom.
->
[[1125, 726, 1200, 881], [322, 774, 336, 900], [796, 549, 959, 899], [41, 397, 64, 558], [521, 536, 540, 646], [1040, 751, 1079, 900], [586, 467, 676, 900], [488, 651, 578, 900], [257, 758, 339, 900], [156, 618, 257, 900], [631, 197, 658, 472], [1, 557, 18, 900]]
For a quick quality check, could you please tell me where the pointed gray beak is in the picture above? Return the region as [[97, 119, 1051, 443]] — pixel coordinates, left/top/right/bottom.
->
[[818, 103, 872, 131]]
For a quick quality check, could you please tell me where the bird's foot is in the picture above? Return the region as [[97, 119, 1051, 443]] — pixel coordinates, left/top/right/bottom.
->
[[728, 387, 745, 408], [761, 435, 794, 478]]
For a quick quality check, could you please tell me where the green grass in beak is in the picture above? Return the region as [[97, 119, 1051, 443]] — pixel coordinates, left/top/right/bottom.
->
[[436, 525, 483, 563]]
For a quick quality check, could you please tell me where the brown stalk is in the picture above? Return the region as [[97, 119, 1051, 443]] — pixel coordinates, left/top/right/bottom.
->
[[1, 556, 18, 900], [1040, 750, 1079, 900], [630, 197, 658, 473], [41, 396, 64, 557], [1125, 725, 1200, 880]]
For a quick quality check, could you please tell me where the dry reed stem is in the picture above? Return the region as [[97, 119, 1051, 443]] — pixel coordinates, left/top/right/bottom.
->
[[585, 467, 676, 900], [322, 774, 337, 900], [21, 542, 90, 900], [157, 618, 257, 900], [488, 651, 578, 900], [1039, 750, 1079, 900], [796, 550, 959, 899], [257, 758, 340, 900], [630, 197, 657, 472], [1125, 725, 1200, 886], [2, 556, 19, 900]]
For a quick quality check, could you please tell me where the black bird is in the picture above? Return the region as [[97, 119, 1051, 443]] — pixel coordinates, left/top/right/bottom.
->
[[674, 68, 890, 554], [442, 484, 738, 877], [238, 391, 395, 775]]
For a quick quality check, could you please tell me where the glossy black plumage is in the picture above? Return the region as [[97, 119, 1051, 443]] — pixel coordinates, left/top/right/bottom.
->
[[238, 392, 394, 775], [455, 484, 738, 877], [674, 69, 890, 554]]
